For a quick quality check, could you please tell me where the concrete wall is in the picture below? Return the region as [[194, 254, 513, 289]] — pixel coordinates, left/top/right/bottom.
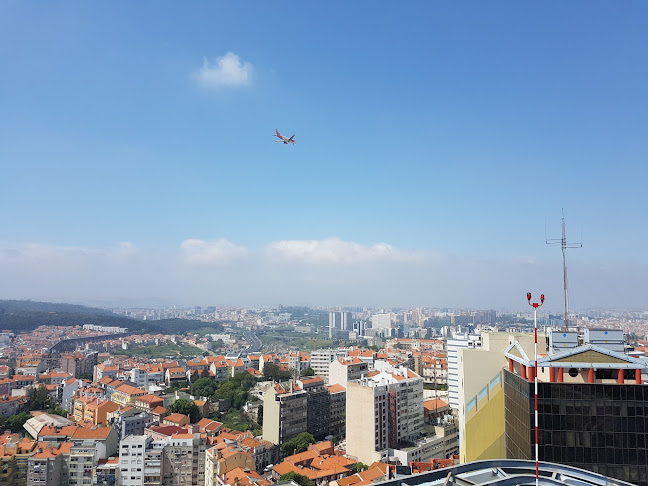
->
[[345, 382, 381, 465], [461, 378, 506, 463]]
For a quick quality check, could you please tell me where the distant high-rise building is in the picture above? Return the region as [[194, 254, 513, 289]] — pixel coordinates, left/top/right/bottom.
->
[[371, 313, 392, 330], [341, 311, 352, 331], [329, 311, 353, 337]]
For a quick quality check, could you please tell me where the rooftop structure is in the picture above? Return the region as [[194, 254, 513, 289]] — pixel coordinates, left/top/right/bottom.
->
[[377, 459, 634, 486]]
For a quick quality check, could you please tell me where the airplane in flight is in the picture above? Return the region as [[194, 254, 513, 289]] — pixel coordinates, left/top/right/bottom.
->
[[275, 129, 296, 145]]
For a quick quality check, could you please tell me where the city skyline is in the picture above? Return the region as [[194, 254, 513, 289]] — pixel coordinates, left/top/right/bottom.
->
[[1, 2, 646, 309]]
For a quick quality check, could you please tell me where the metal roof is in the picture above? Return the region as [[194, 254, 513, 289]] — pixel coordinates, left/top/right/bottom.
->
[[504, 343, 647, 369], [380, 459, 634, 486]]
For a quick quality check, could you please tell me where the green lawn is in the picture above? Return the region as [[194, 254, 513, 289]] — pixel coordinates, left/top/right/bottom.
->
[[111, 343, 204, 358], [259, 332, 335, 350]]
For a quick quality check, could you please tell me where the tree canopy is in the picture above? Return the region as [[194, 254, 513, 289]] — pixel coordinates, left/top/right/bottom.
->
[[279, 472, 315, 486], [281, 432, 316, 456], [263, 363, 292, 382], [167, 398, 200, 423], [301, 367, 315, 377], [190, 377, 218, 398]]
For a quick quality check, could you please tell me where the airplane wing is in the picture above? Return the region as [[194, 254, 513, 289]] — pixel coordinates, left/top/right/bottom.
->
[[288, 135, 295, 141]]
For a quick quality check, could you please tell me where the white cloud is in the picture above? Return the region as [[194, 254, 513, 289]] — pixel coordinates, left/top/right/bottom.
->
[[265, 238, 431, 264], [0, 238, 644, 310], [180, 238, 248, 264], [195, 52, 253, 89]]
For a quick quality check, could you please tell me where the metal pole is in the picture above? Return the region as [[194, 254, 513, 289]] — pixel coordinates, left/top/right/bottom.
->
[[527, 292, 544, 486], [534, 306, 538, 486]]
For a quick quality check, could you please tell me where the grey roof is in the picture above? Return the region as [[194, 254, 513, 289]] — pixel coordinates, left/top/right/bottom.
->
[[505, 343, 647, 369], [381, 459, 634, 486]]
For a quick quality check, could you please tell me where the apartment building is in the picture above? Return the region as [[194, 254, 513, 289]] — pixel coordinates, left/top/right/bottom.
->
[[447, 333, 481, 409], [328, 357, 368, 388], [346, 366, 424, 465], [325, 384, 346, 439], [118, 435, 163, 486], [262, 383, 308, 446], [160, 432, 207, 486], [309, 350, 338, 383], [297, 377, 330, 440], [204, 445, 255, 486]]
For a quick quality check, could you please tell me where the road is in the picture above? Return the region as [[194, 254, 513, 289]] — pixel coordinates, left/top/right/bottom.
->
[[243, 331, 263, 353]]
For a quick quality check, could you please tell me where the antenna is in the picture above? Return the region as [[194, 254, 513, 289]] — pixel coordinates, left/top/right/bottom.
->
[[546, 209, 581, 330]]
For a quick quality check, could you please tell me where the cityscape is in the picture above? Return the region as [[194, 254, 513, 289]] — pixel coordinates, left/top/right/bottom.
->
[[1, 1, 647, 486]]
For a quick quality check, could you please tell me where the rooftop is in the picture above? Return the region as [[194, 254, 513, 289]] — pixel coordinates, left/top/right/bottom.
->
[[379, 459, 634, 486]]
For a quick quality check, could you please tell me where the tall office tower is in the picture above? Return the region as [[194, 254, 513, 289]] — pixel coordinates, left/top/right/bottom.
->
[[503, 329, 647, 485], [329, 312, 342, 338], [341, 311, 353, 331], [446, 333, 481, 410], [371, 313, 392, 330], [346, 366, 424, 465]]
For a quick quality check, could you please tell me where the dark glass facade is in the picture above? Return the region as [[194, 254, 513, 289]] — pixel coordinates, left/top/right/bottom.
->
[[504, 369, 648, 485]]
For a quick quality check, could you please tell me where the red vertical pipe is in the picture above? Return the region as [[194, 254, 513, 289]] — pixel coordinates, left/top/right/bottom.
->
[[618, 369, 625, 384], [558, 368, 564, 382], [636, 369, 642, 385], [509, 359, 514, 372], [549, 367, 555, 382], [588, 368, 595, 384]]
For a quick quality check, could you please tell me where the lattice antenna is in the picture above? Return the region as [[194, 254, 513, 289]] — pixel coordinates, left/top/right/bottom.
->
[[546, 209, 582, 330]]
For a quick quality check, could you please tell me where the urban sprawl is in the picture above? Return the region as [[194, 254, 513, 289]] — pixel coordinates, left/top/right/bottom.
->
[[1, 306, 648, 486]]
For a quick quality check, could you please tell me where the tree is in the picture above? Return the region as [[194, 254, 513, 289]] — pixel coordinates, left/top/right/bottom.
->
[[28, 385, 51, 410], [167, 398, 200, 423], [190, 377, 218, 398], [351, 463, 369, 474], [281, 432, 316, 456], [46, 404, 68, 418], [263, 363, 292, 382], [6, 412, 32, 433], [301, 368, 315, 377], [279, 472, 315, 486]]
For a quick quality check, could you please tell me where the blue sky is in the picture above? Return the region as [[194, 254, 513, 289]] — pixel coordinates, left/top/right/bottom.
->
[[1, 2, 646, 309]]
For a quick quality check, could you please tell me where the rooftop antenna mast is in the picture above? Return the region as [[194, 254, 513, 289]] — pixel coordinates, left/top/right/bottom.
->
[[546, 209, 581, 330]]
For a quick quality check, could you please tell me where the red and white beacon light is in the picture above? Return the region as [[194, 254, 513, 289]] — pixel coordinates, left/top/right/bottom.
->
[[527, 292, 544, 486]]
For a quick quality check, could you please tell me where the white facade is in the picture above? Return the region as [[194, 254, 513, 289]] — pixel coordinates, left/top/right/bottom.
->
[[447, 333, 481, 410], [371, 313, 393, 330], [119, 435, 151, 486], [346, 365, 424, 464]]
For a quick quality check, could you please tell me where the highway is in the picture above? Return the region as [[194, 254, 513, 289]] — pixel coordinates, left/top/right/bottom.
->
[[243, 331, 263, 353]]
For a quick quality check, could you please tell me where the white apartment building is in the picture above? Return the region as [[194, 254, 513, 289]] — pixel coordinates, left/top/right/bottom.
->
[[329, 357, 369, 388], [119, 435, 150, 486], [346, 366, 424, 465], [310, 349, 348, 383], [447, 333, 481, 409], [119, 435, 165, 486], [68, 442, 99, 486]]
